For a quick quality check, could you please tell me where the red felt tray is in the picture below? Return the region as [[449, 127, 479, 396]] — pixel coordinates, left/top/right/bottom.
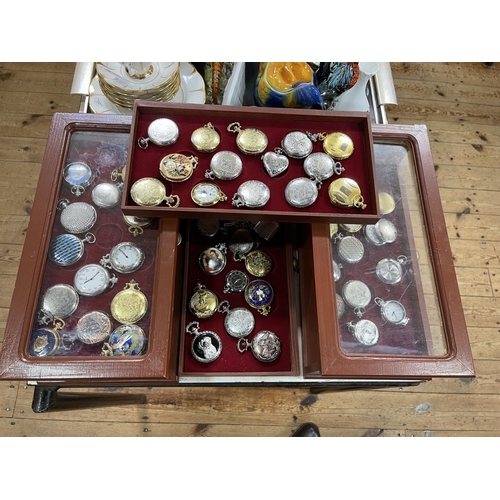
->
[[122, 102, 380, 224]]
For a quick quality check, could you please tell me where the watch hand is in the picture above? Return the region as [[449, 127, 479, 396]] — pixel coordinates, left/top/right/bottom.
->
[[119, 249, 129, 258], [84, 272, 99, 283]]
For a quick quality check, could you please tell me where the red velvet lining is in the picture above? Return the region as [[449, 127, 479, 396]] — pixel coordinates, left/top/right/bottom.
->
[[125, 107, 377, 222], [180, 220, 293, 373]]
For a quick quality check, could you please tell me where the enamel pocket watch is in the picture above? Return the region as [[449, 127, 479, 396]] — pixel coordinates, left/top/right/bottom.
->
[[347, 319, 379, 346], [191, 122, 221, 153], [186, 321, 222, 363], [205, 150, 243, 181], [199, 243, 227, 275], [48, 232, 95, 267], [262, 148, 289, 178], [137, 118, 179, 149], [130, 178, 180, 207], [102, 324, 146, 356], [189, 283, 219, 319], [328, 178, 367, 210], [227, 122, 268, 155], [74, 263, 118, 297], [110, 280, 148, 324], [100, 241, 145, 274], [76, 310, 113, 345], [28, 318, 66, 357], [374, 297, 410, 326], [63, 161, 94, 196], [284, 177, 318, 208], [217, 300, 255, 338], [58, 199, 97, 234], [232, 181, 270, 208], [191, 182, 227, 207], [237, 330, 281, 362], [281, 130, 313, 159], [244, 279, 274, 316], [159, 153, 198, 183]]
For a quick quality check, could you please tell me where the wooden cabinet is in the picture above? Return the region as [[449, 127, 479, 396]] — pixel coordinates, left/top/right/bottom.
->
[[0, 112, 474, 394]]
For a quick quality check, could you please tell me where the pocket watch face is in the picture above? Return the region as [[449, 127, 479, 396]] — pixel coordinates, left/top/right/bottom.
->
[[160, 153, 198, 183], [199, 247, 227, 275], [223, 269, 249, 293], [109, 242, 145, 274], [191, 331, 222, 363], [191, 182, 226, 207], [74, 264, 113, 297], [28, 328, 61, 357], [380, 300, 409, 325]]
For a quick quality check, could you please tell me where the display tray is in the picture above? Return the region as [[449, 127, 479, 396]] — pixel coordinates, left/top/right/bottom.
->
[[178, 219, 300, 376], [122, 101, 380, 224]]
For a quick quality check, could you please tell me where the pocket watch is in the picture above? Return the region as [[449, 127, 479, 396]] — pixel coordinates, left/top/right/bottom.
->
[[328, 178, 366, 209], [223, 269, 249, 293], [232, 181, 270, 208], [159, 153, 198, 183], [281, 131, 313, 159], [262, 148, 289, 178], [333, 260, 342, 282], [374, 297, 410, 326], [191, 182, 227, 207], [376, 219, 398, 244], [379, 191, 396, 215], [308, 131, 354, 160], [199, 243, 227, 275], [337, 235, 365, 264], [76, 310, 113, 345], [191, 122, 221, 153], [58, 199, 98, 234], [340, 223, 362, 233], [100, 241, 145, 274], [102, 324, 146, 356], [130, 178, 180, 207], [303, 152, 344, 187], [228, 228, 254, 259], [284, 177, 318, 208], [38, 284, 79, 324], [375, 256, 408, 285], [205, 150, 243, 181], [137, 118, 179, 149], [189, 283, 219, 319], [235, 249, 273, 277], [217, 300, 255, 338], [227, 122, 268, 155], [28, 318, 65, 357], [186, 321, 222, 363], [48, 232, 95, 267], [110, 280, 148, 324], [347, 319, 379, 346], [63, 161, 94, 196], [364, 224, 386, 246], [74, 263, 118, 297], [196, 219, 220, 238], [123, 214, 154, 237], [91, 182, 122, 208], [111, 165, 126, 182], [336, 293, 345, 318], [342, 279, 371, 317], [237, 330, 281, 362], [244, 279, 274, 316]]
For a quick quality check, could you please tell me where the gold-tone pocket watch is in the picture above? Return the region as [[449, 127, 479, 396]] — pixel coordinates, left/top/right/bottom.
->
[[159, 153, 198, 183], [307, 131, 354, 160], [191, 122, 221, 153], [235, 249, 273, 277], [328, 178, 367, 209], [227, 122, 268, 155], [191, 182, 227, 207], [110, 280, 148, 324], [130, 178, 180, 207], [189, 283, 219, 319]]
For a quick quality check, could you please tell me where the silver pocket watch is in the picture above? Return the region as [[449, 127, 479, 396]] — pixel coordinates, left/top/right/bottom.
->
[[48, 232, 96, 267], [58, 199, 97, 234], [374, 297, 410, 326], [137, 118, 180, 149], [336, 234, 365, 264], [186, 321, 223, 363], [281, 130, 313, 159], [217, 300, 255, 338], [347, 319, 380, 346], [205, 150, 243, 181], [284, 177, 318, 208], [63, 161, 95, 196], [303, 152, 344, 187], [91, 182, 123, 208], [365, 218, 398, 246], [375, 256, 409, 285], [74, 263, 118, 297], [38, 284, 80, 325], [342, 279, 372, 318], [228, 228, 255, 259], [262, 148, 289, 178], [100, 241, 145, 274], [232, 181, 270, 208], [237, 330, 281, 362]]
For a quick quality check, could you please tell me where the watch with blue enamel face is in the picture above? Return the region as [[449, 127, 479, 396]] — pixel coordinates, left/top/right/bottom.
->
[[101, 324, 146, 356], [244, 279, 274, 316], [48, 232, 95, 267]]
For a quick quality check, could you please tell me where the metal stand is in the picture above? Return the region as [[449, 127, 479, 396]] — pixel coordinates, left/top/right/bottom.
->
[[31, 386, 60, 413]]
